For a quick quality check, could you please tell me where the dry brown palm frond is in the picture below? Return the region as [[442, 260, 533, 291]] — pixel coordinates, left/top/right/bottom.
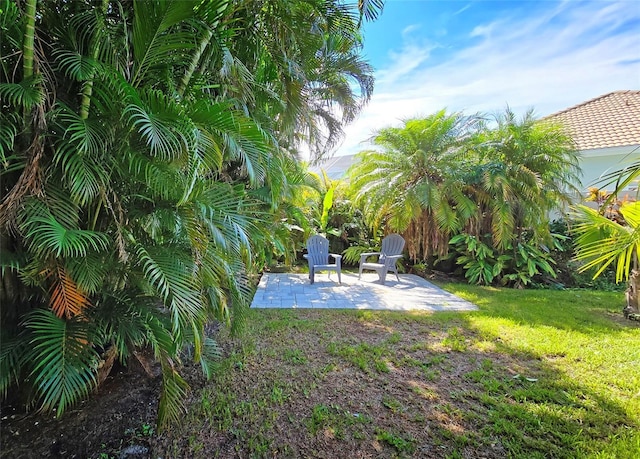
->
[[0, 136, 44, 230], [49, 265, 90, 319]]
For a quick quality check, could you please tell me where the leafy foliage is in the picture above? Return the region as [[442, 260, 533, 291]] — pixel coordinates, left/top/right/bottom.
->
[[449, 233, 558, 287], [1, 0, 375, 428], [343, 245, 378, 265], [49, 265, 91, 319], [573, 202, 640, 282], [347, 108, 580, 286], [25, 310, 100, 416], [573, 197, 640, 315], [449, 234, 506, 285]]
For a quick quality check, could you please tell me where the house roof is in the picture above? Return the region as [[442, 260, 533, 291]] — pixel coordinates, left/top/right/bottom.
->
[[545, 90, 640, 151]]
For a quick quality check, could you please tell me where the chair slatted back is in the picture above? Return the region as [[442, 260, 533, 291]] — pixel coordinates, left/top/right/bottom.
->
[[379, 234, 405, 265], [306, 235, 330, 266]]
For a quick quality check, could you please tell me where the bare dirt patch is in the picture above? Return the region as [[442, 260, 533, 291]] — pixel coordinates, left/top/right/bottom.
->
[[149, 310, 523, 458], [1, 360, 159, 459], [2, 307, 636, 458]]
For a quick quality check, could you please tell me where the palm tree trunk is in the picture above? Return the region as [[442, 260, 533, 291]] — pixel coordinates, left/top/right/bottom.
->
[[79, 0, 110, 119], [625, 270, 639, 316], [626, 251, 639, 316], [22, 0, 37, 80]]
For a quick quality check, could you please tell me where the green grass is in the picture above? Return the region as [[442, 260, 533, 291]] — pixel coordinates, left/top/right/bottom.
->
[[306, 403, 371, 439], [376, 428, 416, 454], [153, 285, 640, 458]]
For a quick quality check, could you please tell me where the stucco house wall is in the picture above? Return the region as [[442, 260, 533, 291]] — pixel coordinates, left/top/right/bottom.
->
[[580, 145, 639, 193], [545, 90, 640, 197]]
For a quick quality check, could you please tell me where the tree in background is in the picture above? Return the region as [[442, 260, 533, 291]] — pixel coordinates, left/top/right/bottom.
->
[[347, 110, 482, 260], [0, 0, 377, 426], [472, 109, 581, 250], [573, 173, 640, 317], [347, 109, 581, 286]]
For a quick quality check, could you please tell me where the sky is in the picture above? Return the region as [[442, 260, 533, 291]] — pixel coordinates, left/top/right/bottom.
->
[[331, 0, 640, 157]]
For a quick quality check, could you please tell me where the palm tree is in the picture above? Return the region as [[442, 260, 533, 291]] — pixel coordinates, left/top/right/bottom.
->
[[219, 0, 375, 161], [1, 0, 376, 427], [1, 0, 270, 425], [573, 160, 640, 317], [347, 108, 582, 282], [573, 202, 640, 316], [347, 110, 482, 260], [472, 108, 582, 249]]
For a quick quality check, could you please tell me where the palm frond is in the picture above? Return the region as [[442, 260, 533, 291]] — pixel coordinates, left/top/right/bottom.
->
[[204, 102, 272, 187], [53, 49, 102, 82], [0, 75, 44, 108], [131, 0, 198, 86], [197, 182, 256, 254], [135, 244, 203, 333], [157, 360, 189, 429], [65, 252, 109, 295], [0, 331, 26, 399], [49, 265, 90, 319], [197, 337, 222, 380], [124, 89, 193, 160], [25, 309, 99, 416], [491, 201, 516, 250], [22, 212, 109, 258], [53, 105, 111, 205], [599, 157, 640, 205], [572, 203, 640, 282], [91, 292, 171, 361], [357, 0, 384, 22], [0, 0, 20, 36], [342, 245, 377, 265], [0, 250, 25, 276], [0, 112, 20, 163], [125, 149, 183, 201], [38, 187, 82, 229]]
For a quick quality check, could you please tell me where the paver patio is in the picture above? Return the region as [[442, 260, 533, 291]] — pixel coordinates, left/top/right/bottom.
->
[[251, 272, 478, 311]]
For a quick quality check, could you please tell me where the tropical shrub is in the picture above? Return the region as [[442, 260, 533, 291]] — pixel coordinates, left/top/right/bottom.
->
[[573, 198, 640, 316], [302, 168, 373, 257], [547, 219, 624, 291], [448, 233, 558, 287], [0, 0, 376, 427], [347, 108, 581, 286]]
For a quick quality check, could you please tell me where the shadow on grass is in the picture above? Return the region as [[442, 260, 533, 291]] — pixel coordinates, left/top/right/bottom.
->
[[151, 307, 639, 458]]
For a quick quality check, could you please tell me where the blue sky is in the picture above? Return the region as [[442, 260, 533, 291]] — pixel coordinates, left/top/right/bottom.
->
[[333, 0, 640, 156]]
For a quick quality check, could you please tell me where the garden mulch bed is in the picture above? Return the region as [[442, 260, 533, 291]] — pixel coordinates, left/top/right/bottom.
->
[[1, 359, 160, 458]]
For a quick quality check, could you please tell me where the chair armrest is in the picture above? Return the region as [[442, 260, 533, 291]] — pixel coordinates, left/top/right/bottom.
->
[[359, 252, 381, 261], [330, 254, 342, 268], [384, 254, 403, 265]]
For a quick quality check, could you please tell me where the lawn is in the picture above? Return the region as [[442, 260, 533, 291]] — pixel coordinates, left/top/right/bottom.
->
[[152, 286, 640, 458]]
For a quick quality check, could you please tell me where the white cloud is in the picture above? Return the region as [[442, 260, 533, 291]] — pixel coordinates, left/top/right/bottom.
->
[[333, 0, 640, 157], [402, 24, 421, 37], [453, 4, 472, 16], [469, 22, 496, 38], [376, 43, 434, 84]]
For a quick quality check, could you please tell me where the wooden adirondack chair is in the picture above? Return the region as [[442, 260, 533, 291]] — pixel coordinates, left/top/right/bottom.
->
[[303, 235, 342, 284], [358, 234, 405, 285]]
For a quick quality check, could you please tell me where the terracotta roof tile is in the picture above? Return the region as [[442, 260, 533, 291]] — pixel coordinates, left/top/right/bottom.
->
[[544, 90, 640, 151]]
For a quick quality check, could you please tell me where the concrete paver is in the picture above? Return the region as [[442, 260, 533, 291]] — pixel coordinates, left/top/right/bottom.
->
[[251, 272, 478, 311]]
